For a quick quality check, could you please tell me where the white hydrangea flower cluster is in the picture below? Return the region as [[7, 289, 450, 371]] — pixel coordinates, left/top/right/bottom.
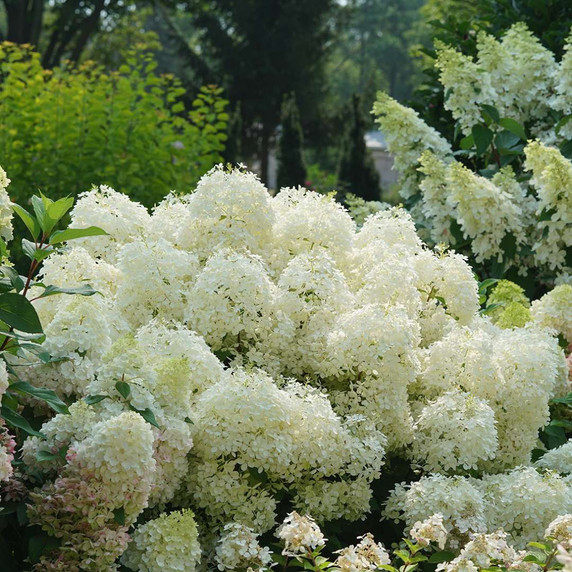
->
[[183, 369, 386, 528], [545, 514, 572, 549], [411, 391, 498, 473], [215, 522, 273, 570], [122, 509, 201, 572], [387, 468, 572, 549], [525, 141, 572, 272], [438, 24, 558, 133], [0, 166, 13, 242], [276, 512, 326, 556], [371, 28, 572, 278], [531, 284, 572, 344], [335, 533, 391, 571], [437, 530, 518, 572], [410, 513, 448, 549], [535, 441, 572, 475], [20, 165, 569, 565], [372, 93, 452, 200]]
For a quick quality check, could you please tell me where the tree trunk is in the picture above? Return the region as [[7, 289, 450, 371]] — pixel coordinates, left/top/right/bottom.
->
[[260, 124, 271, 187]]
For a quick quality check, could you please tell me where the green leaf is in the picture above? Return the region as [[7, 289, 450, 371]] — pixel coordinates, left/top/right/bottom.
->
[[498, 118, 527, 141], [478, 278, 499, 295], [560, 139, 572, 160], [115, 381, 131, 399], [9, 381, 69, 414], [46, 197, 74, 226], [49, 226, 108, 245], [495, 130, 521, 151], [84, 394, 108, 405], [36, 284, 97, 298], [459, 134, 475, 150], [527, 542, 551, 551], [113, 507, 125, 526], [429, 551, 456, 563], [481, 104, 500, 124], [27, 533, 60, 565], [21, 239, 53, 262], [1, 404, 44, 437], [35, 450, 60, 462], [480, 302, 504, 315], [134, 407, 160, 429], [31, 195, 49, 234], [550, 392, 572, 406], [0, 266, 24, 293], [12, 204, 40, 240], [0, 293, 43, 333], [472, 124, 494, 155]]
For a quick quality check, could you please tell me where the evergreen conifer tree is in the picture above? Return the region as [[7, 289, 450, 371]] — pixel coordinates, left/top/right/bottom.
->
[[276, 93, 307, 190], [338, 94, 381, 201]]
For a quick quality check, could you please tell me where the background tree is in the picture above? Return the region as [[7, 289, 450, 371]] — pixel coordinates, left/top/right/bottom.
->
[[181, 0, 337, 184], [276, 93, 306, 191], [338, 94, 380, 202]]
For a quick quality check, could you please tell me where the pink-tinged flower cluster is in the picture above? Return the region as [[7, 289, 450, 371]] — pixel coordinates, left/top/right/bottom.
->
[[0, 419, 16, 485], [27, 412, 155, 570]]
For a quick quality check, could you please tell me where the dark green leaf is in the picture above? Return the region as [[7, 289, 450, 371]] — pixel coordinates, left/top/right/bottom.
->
[[113, 507, 125, 525], [560, 139, 572, 159], [135, 407, 160, 428], [0, 266, 24, 293], [49, 226, 108, 245], [429, 551, 456, 563], [9, 381, 69, 414], [0, 293, 43, 333], [481, 104, 500, 124], [28, 533, 61, 565], [115, 381, 131, 399], [495, 130, 521, 151], [84, 394, 108, 405], [498, 118, 527, 141], [472, 124, 494, 155], [1, 405, 44, 437]]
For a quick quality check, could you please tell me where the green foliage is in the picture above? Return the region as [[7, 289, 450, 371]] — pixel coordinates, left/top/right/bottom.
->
[[338, 94, 380, 202], [277, 93, 307, 191], [0, 43, 228, 209]]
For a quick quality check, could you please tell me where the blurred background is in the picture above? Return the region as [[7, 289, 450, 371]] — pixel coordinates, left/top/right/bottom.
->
[[0, 0, 570, 208]]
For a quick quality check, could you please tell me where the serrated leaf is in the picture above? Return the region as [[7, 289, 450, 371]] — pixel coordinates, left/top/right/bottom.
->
[[499, 118, 527, 141], [84, 394, 108, 405], [49, 226, 108, 245], [115, 381, 131, 399], [36, 284, 97, 298], [12, 204, 40, 240], [10, 381, 69, 414], [1, 404, 44, 437], [0, 293, 43, 333]]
